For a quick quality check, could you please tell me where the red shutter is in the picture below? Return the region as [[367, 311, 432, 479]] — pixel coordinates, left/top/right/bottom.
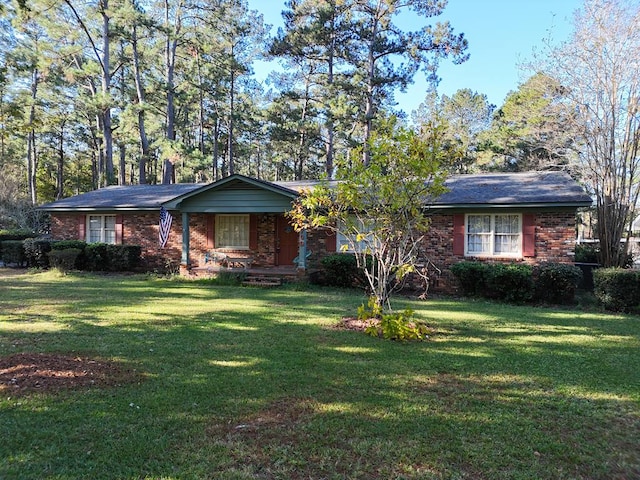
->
[[206, 215, 215, 248], [249, 214, 258, 250], [325, 229, 336, 253], [453, 214, 465, 256], [78, 215, 86, 241], [522, 214, 535, 257], [115, 214, 123, 244]]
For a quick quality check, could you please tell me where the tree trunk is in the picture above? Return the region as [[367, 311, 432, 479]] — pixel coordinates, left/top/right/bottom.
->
[[131, 23, 149, 184], [27, 67, 38, 205]]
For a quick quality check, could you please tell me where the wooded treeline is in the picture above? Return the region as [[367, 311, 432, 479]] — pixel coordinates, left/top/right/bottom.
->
[[3, 0, 640, 270], [0, 0, 470, 207]]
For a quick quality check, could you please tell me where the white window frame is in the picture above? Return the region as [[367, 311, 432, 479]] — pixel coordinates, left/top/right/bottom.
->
[[87, 215, 117, 244], [215, 214, 250, 250], [336, 216, 374, 253], [465, 213, 522, 258]]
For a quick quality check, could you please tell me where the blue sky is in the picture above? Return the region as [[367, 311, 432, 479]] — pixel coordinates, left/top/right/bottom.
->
[[248, 0, 583, 113]]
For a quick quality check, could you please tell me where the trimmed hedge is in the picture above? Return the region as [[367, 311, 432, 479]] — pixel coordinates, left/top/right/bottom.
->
[[20, 238, 141, 272], [449, 261, 488, 297], [451, 261, 582, 304], [534, 263, 583, 304], [48, 248, 82, 272], [318, 253, 362, 288], [485, 263, 533, 303], [23, 238, 53, 268], [0, 240, 26, 266], [593, 268, 640, 312]]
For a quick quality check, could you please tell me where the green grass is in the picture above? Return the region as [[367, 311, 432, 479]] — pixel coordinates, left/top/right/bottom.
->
[[1, 269, 639, 480]]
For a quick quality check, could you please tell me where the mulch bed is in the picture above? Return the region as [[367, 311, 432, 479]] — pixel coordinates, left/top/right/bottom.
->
[[0, 352, 140, 397]]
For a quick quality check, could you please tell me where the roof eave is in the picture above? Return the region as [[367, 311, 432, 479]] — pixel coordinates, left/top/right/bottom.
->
[[429, 201, 593, 209]]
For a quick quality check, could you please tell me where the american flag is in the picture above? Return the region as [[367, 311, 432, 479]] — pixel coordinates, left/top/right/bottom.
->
[[159, 206, 173, 248]]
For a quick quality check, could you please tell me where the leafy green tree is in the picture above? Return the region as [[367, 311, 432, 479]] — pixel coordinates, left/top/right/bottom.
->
[[481, 72, 578, 172], [289, 117, 449, 312], [344, 0, 468, 164], [413, 88, 494, 173]]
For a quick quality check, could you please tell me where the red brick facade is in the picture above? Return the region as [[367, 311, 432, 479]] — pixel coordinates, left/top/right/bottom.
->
[[50, 209, 578, 292]]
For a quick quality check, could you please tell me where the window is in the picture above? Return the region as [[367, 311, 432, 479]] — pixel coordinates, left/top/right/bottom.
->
[[216, 214, 249, 249], [87, 215, 116, 244], [336, 216, 373, 253], [466, 214, 521, 257]]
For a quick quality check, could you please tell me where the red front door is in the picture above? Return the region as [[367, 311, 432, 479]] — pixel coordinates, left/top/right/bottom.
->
[[276, 215, 298, 266]]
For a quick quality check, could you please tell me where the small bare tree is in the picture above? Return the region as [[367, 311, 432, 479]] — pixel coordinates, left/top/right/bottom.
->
[[540, 0, 640, 267], [289, 118, 449, 313]]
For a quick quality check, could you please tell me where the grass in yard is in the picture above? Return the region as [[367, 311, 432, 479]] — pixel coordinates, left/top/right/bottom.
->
[[0, 268, 639, 479]]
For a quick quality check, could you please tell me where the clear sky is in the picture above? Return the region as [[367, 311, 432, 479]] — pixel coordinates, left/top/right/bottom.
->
[[248, 0, 583, 113]]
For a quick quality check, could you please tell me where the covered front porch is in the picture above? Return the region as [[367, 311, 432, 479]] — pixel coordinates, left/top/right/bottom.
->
[[161, 175, 310, 275]]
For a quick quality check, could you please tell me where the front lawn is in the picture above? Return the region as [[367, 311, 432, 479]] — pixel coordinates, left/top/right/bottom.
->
[[1, 270, 638, 479]]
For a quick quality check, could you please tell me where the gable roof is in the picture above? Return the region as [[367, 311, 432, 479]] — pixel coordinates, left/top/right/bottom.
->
[[434, 172, 592, 208], [39, 171, 591, 213]]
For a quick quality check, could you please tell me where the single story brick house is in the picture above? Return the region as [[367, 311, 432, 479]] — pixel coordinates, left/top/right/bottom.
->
[[40, 171, 591, 292]]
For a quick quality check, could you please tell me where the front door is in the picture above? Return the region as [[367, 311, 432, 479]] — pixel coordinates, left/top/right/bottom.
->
[[276, 215, 298, 266]]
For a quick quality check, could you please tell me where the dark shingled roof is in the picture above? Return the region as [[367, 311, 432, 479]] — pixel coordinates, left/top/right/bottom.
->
[[39, 184, 201, 211], [434, 171, 591, 207], [39, 171, 591, 211]]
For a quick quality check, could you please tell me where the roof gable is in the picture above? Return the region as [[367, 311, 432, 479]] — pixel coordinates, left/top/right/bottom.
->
[[162, 174, 299, 212]]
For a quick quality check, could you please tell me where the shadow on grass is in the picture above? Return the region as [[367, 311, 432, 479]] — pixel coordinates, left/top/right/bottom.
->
[[0, 272, 639, 479]]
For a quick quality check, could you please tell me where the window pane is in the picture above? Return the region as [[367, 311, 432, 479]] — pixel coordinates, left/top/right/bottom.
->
[[495, 215, 519, 234], [468, 234, 491, 254], [468, 215, 491, 234], [89, 216, 102, 243], [216, 215, 249, 248], [495, 234, 519, 253]]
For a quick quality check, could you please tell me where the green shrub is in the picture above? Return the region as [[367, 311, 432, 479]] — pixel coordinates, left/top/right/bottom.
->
[[485, 263, 533, 303], [534, 263, 583, 304], [0, 229, 36, 241], [450, 261, 489, 296], [84, 243, 109, 271], [105, 245, 142, 271], [593, 268, 640, 312], [574, 243, 599, 264], [320, 253, 363, 288], [51, 240, 87, 251], [48, 248, 82, 272], [0, 240, 26, 266], [23, 238, 52, 268], [364, 308, 431, 342]]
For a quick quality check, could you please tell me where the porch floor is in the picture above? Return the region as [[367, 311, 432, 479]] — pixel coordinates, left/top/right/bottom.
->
[[189, 264, 299, 281]]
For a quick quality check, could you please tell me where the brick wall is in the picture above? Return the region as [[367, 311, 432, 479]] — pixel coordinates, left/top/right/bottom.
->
[[51, 209, 578, 287], [421, 211, 578, 294]]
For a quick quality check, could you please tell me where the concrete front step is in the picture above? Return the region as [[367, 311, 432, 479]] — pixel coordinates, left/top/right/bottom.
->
[[242, 275, 283, 287]]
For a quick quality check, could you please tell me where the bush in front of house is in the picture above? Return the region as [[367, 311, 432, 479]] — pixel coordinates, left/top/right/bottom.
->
[[0, 229, 36, 241], [593, 268, 640, 312], [48, 248, 82, 272], [450, 261, 489, 297], [105, 245, 141, 271], [84, 243, 109, 271], [485, 263, 533, 303], [534, 263, 583, 304], [451, 261, 533, 303], [23, 238, 53, 268], [0, 240, 27, 266], [318, 253, 364, 288]]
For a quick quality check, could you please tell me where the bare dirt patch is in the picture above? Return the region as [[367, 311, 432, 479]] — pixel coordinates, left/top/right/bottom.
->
[[0, 352, 140, 397]]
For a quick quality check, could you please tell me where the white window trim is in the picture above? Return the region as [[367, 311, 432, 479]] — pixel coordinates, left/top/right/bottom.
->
[[215, 214, 250, 250], [464, 213, 522, 258], [336, 216, 374, 253], [87, 214, 117, 244]]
